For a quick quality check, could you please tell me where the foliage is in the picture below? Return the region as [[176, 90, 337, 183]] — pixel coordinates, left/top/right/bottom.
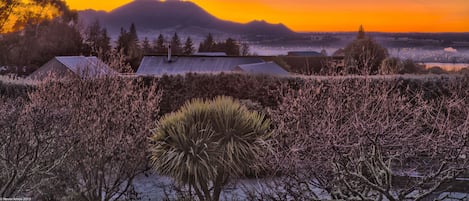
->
[[401, 59, 426, 74], [170, 32, 182, 55], [427, 66, 447, 74], [0, 96, 70, 198], [32, 77, 161, 201], [198, 33, 215, 53], [142, 37, 153, 55], [1, 76, 162, 200], [198, 33, 242, 56], [0, 79, 32, 98], [116, 23, 142, 71], [380, 57, 403, 74], [0, 0, 73, 33], [83, 20, 111, 61], [344, 37, 388, 75], [143, 73, 291, 115], [260, 76, 469, 200], [150, 96, 271, 201], [0, 18, 83, 73], [183, 37, 195, 56], [343, 26, 388, 75], [153, 33, 167, 54]]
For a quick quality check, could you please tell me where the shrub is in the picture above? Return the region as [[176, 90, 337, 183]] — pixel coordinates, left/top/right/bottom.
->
[[380, 57, 403, 74], [27, 77, 162, 201], [344, 38, 388, 75], [261, 76, 469, 200], [150, 96, 271, 201], [402, 59, 426, 74], [427, 66, 447, 74]]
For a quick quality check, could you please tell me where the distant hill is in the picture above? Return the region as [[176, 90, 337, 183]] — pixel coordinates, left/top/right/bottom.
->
[[78, 0, 295, 38]]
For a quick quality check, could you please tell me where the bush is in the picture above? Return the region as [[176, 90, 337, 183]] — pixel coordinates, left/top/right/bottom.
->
[[150, 96, 271, 201], [344, 38, 388, 75], [380, 57, 403, 74], [427, 66, 447, 74], [27, 77, 162, 201], [0, 80, 32, 99], [141, 73, 296, 115], [402, 59, 426, 74], [261, 76, 469, 200]]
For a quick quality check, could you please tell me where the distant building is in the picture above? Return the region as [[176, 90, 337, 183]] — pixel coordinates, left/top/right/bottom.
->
[[137, 55, 266, 76], [287, 51, 322, 57], [234, 62, 289, 76], [29, 56, 116, 80]]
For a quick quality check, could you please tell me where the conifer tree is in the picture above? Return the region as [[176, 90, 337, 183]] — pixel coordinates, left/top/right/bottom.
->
[[153, 34, 166, 54], [170, 32, 182, 55], [183, 36, 195, 55]]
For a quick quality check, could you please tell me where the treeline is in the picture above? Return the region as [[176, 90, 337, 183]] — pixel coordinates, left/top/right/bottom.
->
[[0, 1, 250, 75]]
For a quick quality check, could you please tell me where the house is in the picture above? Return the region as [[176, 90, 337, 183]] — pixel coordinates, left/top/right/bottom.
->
[[29, 56, 116, 80], [136, 55, 266, 76], [234, 62, 289, 76]]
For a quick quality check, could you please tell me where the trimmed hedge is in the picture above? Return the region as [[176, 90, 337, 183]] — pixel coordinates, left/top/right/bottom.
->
[[3, 74, 468, 116], [138, 73, 305, 115], [0, 81, 33, 99]]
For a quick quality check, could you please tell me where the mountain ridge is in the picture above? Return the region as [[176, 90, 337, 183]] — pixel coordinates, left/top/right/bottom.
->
[[78, 0, 295, 38]]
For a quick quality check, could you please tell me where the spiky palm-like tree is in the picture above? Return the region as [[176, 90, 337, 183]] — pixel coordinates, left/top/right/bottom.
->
[[150, 96, 271, 201]]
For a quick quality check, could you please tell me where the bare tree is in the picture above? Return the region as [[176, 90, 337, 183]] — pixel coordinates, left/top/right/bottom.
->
[[0, 95, 71, 197], [260, 77, 469, 200], [28, 77, 162, 201]]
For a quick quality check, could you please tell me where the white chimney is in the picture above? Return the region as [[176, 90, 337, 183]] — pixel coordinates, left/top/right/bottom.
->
[[167, 45, 172, 62]]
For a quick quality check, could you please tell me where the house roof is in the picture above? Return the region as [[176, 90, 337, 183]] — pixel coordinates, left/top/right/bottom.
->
[[56, 56, 116, 76], [287, 51, 322, 56], [137, 56, 264, 75], [193, 52, 227, 56], [29, 56, 116, 80], [236, 62, 289, 76]]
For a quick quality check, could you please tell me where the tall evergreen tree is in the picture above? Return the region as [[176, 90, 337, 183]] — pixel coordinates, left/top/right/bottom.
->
[[115, 23, 142, 71], [170, 32, 182, 55], [198, 33, 215, 52], [224, 38, 240, 56], [182, 36, 195, 55], [142, 37, 152, 55], [153, 34, 166, 54], [84, 20, 110, 60], [129, 23, 139, 44], [357, 24, 365, 39]]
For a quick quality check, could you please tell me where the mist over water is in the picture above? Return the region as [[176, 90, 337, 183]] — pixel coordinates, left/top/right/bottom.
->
[[250, 44, 469, 71]]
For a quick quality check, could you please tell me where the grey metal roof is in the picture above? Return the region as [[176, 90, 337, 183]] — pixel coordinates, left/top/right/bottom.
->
[[137, 56, 264, 75], [85, 57, 117, 75], [29, 56, 116, 80], [55, 56, 116, 77], [236, 62, 290, 76], [287, 51, 322, 56], [193, 52, 228, 56]]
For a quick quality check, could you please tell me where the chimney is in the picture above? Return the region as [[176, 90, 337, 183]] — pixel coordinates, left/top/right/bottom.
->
[[167, 45, 172, 62]]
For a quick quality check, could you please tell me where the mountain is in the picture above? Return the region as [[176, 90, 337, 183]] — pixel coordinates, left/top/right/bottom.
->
[[78, 0, 295, 38]]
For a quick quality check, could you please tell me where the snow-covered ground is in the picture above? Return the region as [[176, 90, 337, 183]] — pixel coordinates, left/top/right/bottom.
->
[[132, 172, 469, 200]]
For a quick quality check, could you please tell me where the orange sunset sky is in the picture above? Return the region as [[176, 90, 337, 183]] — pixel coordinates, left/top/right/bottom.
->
[[65, 0, 469, 32]]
